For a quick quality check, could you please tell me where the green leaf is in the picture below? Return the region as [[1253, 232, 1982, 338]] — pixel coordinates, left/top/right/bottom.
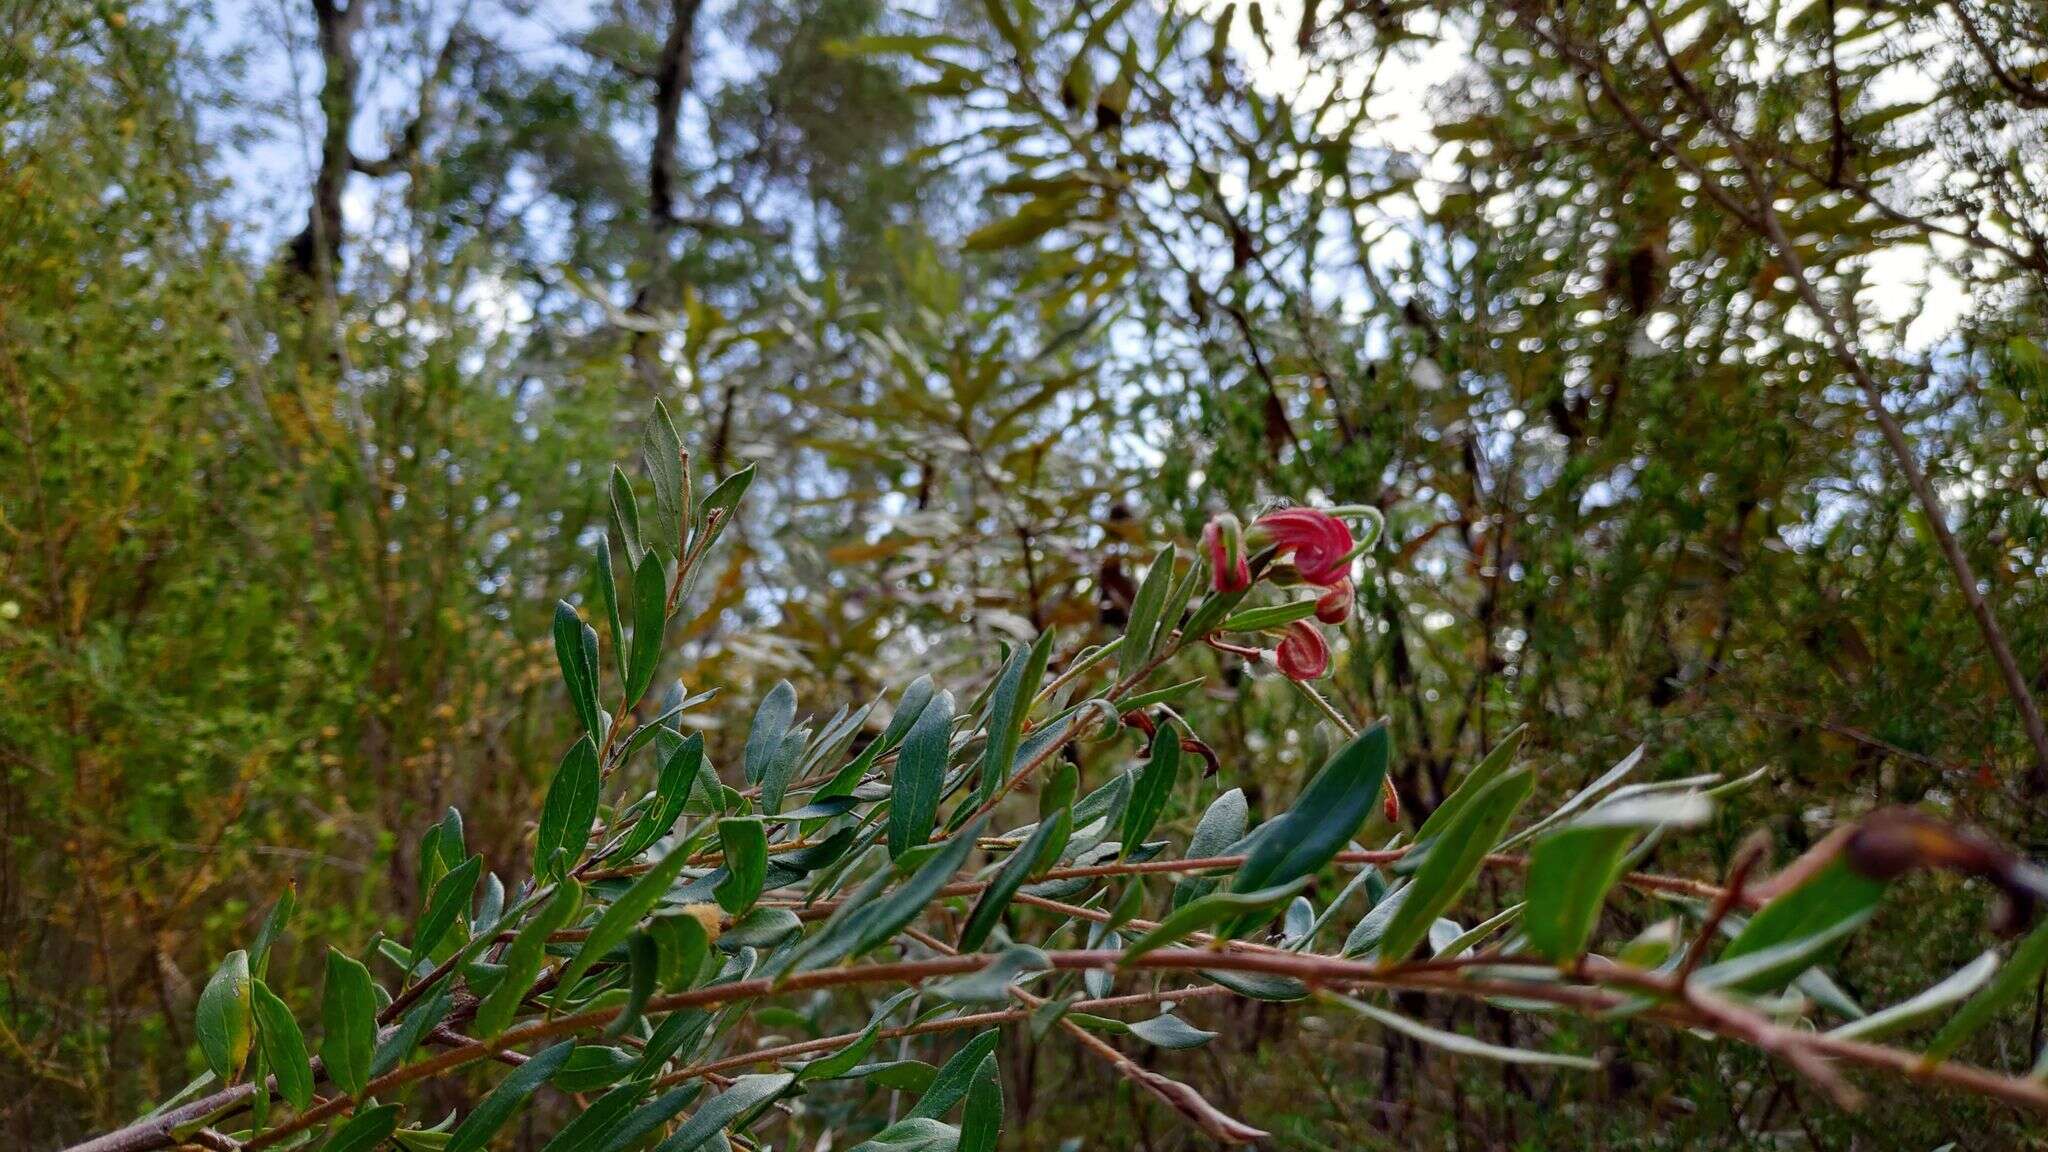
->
[[596, 535, 627, 686], [195, 949, 253, 1083], [1524, 796, 1712, 961], [413, 853, 482, 961], [1925, 920, 2048, 1061], [1831, 951, 2000, 1042], [1225, 723, 1391, 934], [1412, 726, 1524, 848], [475, 881, 583, 1038], [610, 465, 644, 564], [1120, 546, 1176, 675], [1525, 826, 1634, 961], [973, 632, 1055, 809], [960, 810, 1069, 952], [553, 1045, 638, 1092], [794, 990, 918, 1082], [320, 949, 377, 1098], [555, 601, 604, 741], [890, 688, 954, 858], [743, 681, 797, 787], [598, 1087, 702, 1152], [1215, 599, 1320, 633], [445, 1040, 577, 1152], [1324, 993, 1598, 1068], [649, 911, 712, 994], [1122, 880, 1307, 960], [615, 733, 702, 862], [625, 551, 668, 708], [325, 1104, 402, 1152], [1126, 1010, 1217, 1050], [633, 1009, 712, 1081], [959, 1054, 1002, 1152], [642, 400, 688, 558], [845, 1119, 960, 1152], [250, 980, 312, 1111], [557, 846, 700, 1011], [372, 983, 451, 1077], [651, 1072, 792, 1152], [909, 1030, 1002, 1120], [928, 943, 1050, 1003], [1722, 858, 1886, 963], [535, 736, 601, 881], [697, 464, 756, 529], [251, 887, 296, 981], [540, 1079, 651, 1152], [1121, 722, 1181, 855], [714, 817, 768, 915], [795, 819, 989, 971], [1372, 766, 1533, 961]]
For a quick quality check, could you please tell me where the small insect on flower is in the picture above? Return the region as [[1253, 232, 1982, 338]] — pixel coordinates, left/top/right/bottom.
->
[[1274, 620, 1330, 680], [1202, 512, 1251, 593], [1252, 507, 1354, 587]]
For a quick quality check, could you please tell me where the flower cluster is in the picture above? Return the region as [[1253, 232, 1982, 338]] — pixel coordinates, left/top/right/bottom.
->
[[1202, 505, 1371, 681]]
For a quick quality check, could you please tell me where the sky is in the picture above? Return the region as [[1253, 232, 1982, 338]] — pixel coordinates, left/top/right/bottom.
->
[[188, 0, 1970, 352]]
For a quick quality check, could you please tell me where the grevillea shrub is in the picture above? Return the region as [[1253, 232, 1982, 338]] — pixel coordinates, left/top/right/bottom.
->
[[73, 409, 2048, 1152]]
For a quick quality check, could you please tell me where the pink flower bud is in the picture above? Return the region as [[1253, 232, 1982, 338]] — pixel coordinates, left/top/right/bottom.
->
[[1315, 578, 1353, 624], [1202, 513, 1251, 594], [1252, 507, 1354, 587], [1275, 620, 1330, 680]]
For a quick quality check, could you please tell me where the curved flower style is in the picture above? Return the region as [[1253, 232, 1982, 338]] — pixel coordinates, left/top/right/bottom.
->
[[1315, 578, 1354, 625], [1275, 620, 1331, 680], [1252, 507, 1354, 587], [1202, 512, 1251, 594]]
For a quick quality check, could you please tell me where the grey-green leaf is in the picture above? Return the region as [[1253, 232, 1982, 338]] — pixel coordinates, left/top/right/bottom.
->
[[1372, 767, 1533, 962], [195, 949, 253, 1083], [445, 1040, 577, 1152], [319, 949, 377, 1098], [535, 736, 601, 881], [890, 688, 954, 858], [714, 817, 768, 915], [475, 881, 583, 1038], [555, 600, 604, 740], [251, 980, 312, 1111], [625, 550, 668, 708]]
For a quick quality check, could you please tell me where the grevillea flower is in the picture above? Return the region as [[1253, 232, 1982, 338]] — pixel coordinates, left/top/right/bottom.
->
[[1274, 620, 1330, 680], [1252, 507, 1354, 587], [1315, 578, 1353, 625], [1202, 512, 1251, 593]]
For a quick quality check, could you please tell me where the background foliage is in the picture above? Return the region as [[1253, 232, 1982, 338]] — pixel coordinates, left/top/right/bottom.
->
[[6, 0, 2048, 1147]]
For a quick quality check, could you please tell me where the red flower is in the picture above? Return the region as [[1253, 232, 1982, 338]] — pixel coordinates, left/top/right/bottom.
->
[[1202, 513, 1251, 594], [1314, 578, 1353, 624], [1274, 621, 1330, 680], [1253, 507, 1354, 587]]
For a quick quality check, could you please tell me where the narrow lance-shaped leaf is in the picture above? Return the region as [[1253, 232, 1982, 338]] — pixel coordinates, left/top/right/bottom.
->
[[195, 950, 253, 1083], [651, 1072, 793, 1152], [320, 949, 378, 1098], [642, 399, 688, 558], [250, 979, 312, 1111], [624, 550, 668, 708], [596, 534, 627, 686], [1123, 880, 1307, 961], [1121, 721, 1182, 855], [959, 1053, 1003, 1152], [614, 732, 702, 862], [1120, 545, 1176, 675], [555, 601, 604, 740], [714, 817, 768, 915], [412, 852, 482, 961], [743, 681, 797, 787], [535, 736, 601, 881], [960, 809, 1069, 952], [474, 881, 584, 1038], [444, 1040, 578, 1152], [890, 688, 953, 858], [324, 1105, 401, 1152], [554, 844, 699, 1011], [971, 631, 1055, 809], [1924, 918, 2048, 1062], [908, 1029, 1003, 1120], [1224, 723, 1390, 935], [1372, 766, 1534, 961]]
